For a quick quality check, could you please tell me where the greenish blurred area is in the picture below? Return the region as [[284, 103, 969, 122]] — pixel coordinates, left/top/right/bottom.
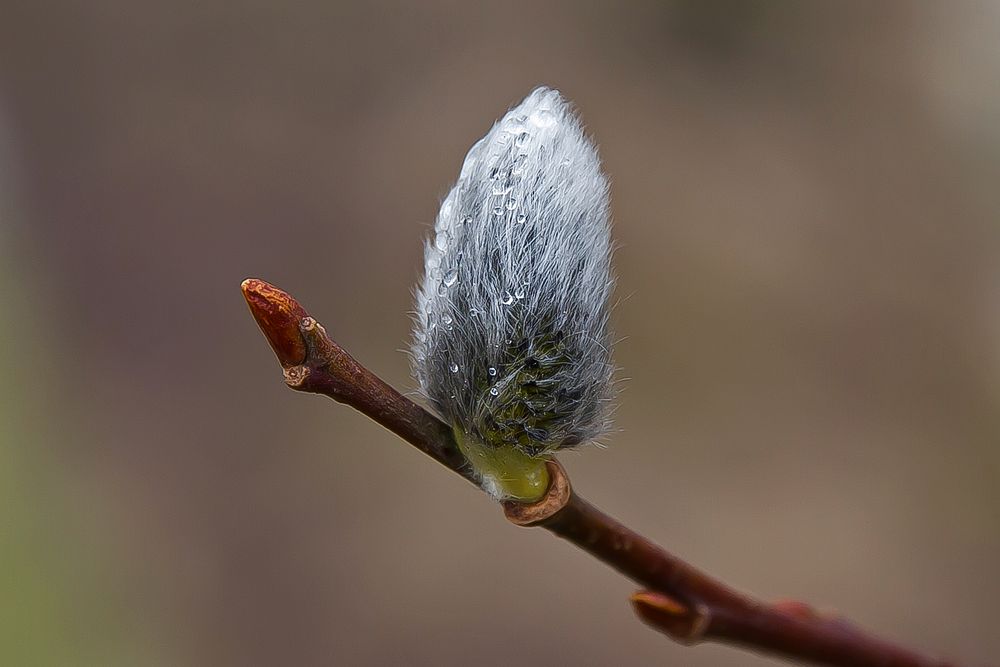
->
[[0, 197, 146, 664], [1, 258, 98, 663]]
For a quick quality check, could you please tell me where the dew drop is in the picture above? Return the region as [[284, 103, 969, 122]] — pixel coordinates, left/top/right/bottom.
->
[[499, 291, 514, 305], [449, 362, 459, 373], [516, 214, 527, 224], [441, 313, 453, 325], [434, 233, 449, 251], [514, 285, 526, 299], [489, 386, 499, 396], [461, 215, 472, 226], [505, 115, 528, 133], [488, 366, 498, 376], [443, 269, 458, 287], [492, 206, 503, 216], [505, 197, 517, 211]]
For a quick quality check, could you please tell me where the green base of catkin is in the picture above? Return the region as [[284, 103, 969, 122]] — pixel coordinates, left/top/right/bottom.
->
[[453, 428, 550, 502]]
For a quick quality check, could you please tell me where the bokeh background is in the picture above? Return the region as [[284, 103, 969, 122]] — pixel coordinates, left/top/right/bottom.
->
[[1, 2, 998, 665]]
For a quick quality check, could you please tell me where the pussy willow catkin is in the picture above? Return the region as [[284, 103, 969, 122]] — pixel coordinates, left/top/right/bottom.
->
[[412, 86, 615, 500]]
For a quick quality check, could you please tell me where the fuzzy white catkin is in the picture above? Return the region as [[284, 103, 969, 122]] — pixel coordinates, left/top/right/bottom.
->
[[412, 86, 615, 458]]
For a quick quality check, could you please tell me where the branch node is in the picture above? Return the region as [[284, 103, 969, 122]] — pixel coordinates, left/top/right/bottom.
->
[[502, 460, 572, 526], [283, 365, 310, 388]]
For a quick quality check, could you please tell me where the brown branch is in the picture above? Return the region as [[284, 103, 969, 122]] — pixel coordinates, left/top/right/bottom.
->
[[241, 278, 963, 667]]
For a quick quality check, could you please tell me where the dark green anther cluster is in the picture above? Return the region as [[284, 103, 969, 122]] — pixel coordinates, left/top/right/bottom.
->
[[478, 323, 586, 457]]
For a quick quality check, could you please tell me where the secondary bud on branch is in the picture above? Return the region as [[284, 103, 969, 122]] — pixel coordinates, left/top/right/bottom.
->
[[411, 86, 616, 500]]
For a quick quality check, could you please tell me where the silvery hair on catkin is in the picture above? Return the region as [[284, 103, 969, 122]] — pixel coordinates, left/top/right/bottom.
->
[[412, 86, 615, 457]]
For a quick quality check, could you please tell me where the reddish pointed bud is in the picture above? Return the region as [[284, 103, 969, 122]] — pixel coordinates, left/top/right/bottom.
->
[[773, 599, 820, 620], [241, 278, 309, 368], [630, 591, 710, 644]]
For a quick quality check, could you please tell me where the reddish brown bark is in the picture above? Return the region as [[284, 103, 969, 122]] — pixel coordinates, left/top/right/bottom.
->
[[242, 278, 962, 667]]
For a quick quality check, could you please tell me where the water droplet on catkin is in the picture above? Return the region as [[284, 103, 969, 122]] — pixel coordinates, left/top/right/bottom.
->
[[449, 362, 459, 373], [443, 269, 458, 287]]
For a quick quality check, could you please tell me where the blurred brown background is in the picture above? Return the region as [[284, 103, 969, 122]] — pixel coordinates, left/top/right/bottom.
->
[[1, 1, 998, 665]]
